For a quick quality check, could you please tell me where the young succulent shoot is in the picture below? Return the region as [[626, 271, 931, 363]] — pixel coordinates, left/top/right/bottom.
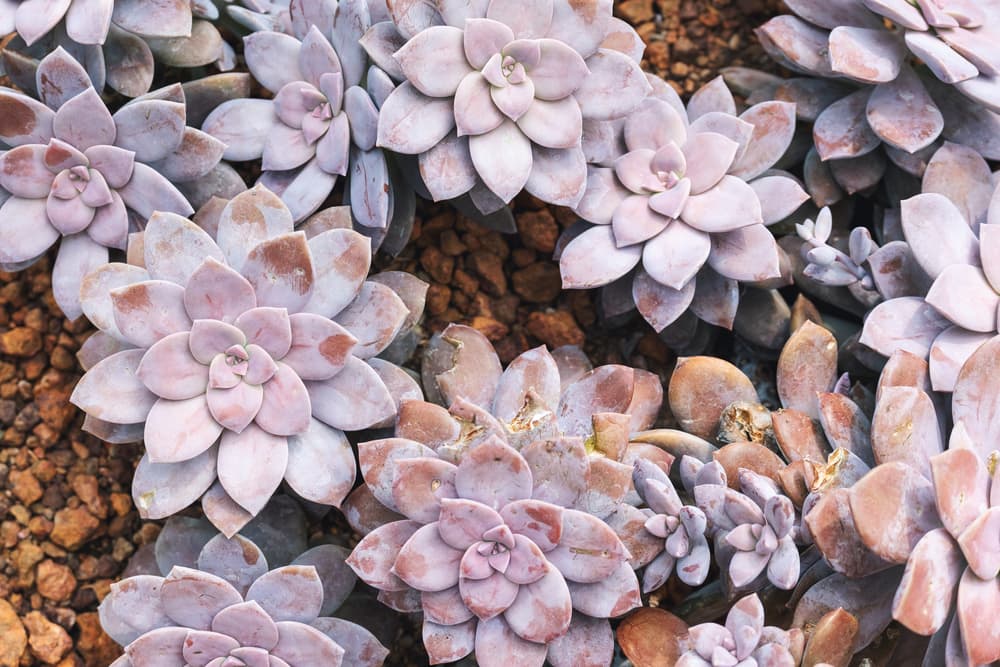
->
[[675, 593, 801, 667], [70, 186, 423, 536], [632, 459, 711, 591], [0, 47, 221, 319], [796, 208, 877, 291], [99, 532, 372, 667], [203, 0, 399, 226], [367, 0, 651, 209], [559, 75, 806, 334], [347, 436, 641, 666], [692, 466, 801, 592]]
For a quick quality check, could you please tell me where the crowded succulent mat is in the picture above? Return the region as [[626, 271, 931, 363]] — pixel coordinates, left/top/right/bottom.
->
[[0, 1, 998, 665]]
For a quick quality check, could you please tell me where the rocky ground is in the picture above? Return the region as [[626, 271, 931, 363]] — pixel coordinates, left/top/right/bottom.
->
[[0, 1, 786, 665]]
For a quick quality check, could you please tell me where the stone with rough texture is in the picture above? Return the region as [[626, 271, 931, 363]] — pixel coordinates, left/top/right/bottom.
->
[[23, 611, 72, 664], [0, 600, 27, 667]]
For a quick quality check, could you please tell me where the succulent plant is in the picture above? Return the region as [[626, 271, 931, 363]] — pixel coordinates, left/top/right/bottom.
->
[[99, 531, 384, 667], [739, 1, 1000, 207], [809, 339, 1000, 664], [796, 208, 880, 303], [346, 435, 641, 666], [619, 602, 862, 667], [675, 594, 801, 667], [70, 186, 425, 536], [762, 0, 1000, 111], [203, 0, 407, 229], [339, 324, 670, 532], [0, 47, 221, 319], [859, 187, 1000, 391], [755, 0, 1000, 174], [364, 0, 651, 209], [699, 467, 801, 591], [0, 0, 192, 48], [0, 0, 208, 97], [558, 75, 807, 334], [631, 458, 711, 591]]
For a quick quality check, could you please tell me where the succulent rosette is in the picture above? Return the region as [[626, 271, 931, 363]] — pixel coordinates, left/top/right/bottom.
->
[[677, 594, 801, 667], [696, 467, 801, 591], [817, 340, 1000, 664], [631, 458, 711, 592], [0, 0, 203, 97], [365, 0, 651, 209], [203, 0, 403, 227], [347, 435, 641, 666], [70, 186, 425, 536], [99, 531, 384, 667], [857, 185, 1000, 391], [759, 0, 1000, 113], [558, 76, 807, 334], [0, 47, 221, 319]]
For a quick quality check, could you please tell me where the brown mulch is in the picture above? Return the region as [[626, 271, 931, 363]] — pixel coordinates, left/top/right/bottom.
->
[[0, 2, 787, 665]]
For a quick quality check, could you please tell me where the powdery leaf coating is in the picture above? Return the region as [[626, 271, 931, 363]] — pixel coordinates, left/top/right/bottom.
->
[[953, 336, 1000, 454], [870, 386, 943, 478], [72, 187, 421, 533], [859, 296, 952, 359], [848, 462, 942, 564]]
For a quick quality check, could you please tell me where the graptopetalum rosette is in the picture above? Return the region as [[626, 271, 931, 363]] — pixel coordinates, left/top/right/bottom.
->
[[346, 436, 642, 666], [754, 0, 1000, 190], [0, 0, 195, 97], [342, 326, 672, 665], [363, 0, 651, 211], [69, 185, 426, 536], [675, 593, 803, 667], [0, 47, 223, 319], [557, 75, 808, 334], [203, 0, 405, 227], [798, 336, 1000, 665], [857, 167, 1000, 391], [99, 530, 383, 667]]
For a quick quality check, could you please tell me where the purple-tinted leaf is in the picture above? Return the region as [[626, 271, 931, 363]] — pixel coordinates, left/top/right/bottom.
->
[[859, 296, 952, 359], [813, 89, 879, 161], [867, 66, 943, 153]]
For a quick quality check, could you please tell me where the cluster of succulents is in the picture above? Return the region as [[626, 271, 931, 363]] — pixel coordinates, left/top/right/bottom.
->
[[1, 0, 1000, 664]]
